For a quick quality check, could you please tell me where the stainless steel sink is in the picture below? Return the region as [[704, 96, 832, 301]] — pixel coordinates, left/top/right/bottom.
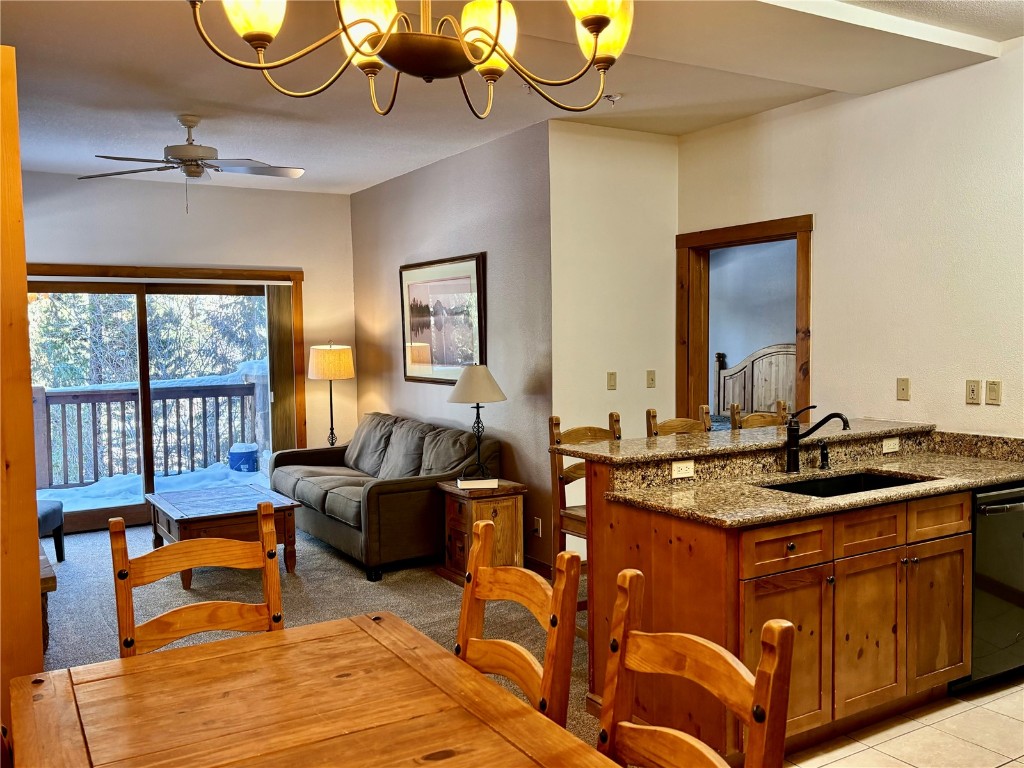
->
[[763, 471, 938, 498]]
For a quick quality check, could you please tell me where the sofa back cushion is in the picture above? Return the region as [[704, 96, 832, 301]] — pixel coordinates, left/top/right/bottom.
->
[[346, 412, 399, 476], [378, 419, 435, 479], [420, 427, 477, 475]]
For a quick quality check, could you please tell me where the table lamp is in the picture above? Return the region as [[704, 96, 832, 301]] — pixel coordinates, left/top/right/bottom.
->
[[308, 343, 355, 446], [448, 364, 506, 478]]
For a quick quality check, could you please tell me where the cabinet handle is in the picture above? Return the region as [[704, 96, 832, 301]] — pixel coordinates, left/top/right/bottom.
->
[[491, 508, 498, 519], [786, 542, 797, 552], [910, 557, 920, 564], [901, 558, 910, 566], [826, 575, 835, 585]]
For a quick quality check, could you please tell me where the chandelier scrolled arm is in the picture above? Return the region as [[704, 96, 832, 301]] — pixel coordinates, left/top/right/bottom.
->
[[258, 49, 358, 98], [458, 75, 495, 119], [189, 0, 632, 118], [190, 1, 344, 71]]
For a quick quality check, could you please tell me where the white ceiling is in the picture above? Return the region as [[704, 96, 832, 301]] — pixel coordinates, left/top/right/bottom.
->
[[1, 0, 1020, 194]]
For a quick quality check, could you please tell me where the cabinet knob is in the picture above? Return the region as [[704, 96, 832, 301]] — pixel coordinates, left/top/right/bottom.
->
[[826, 575, 835, 585], [786, 542, 797, 552], [491, 509, 498, 519], [901, 558, 909, 566], [910, 557, 920, 564]]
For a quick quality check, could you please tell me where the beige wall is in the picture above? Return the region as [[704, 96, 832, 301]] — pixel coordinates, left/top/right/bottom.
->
[[21, 171, 357, 447], [549, 122, 679, 440], [350, 123, 554, 566], [677, 39, 1024, 437]]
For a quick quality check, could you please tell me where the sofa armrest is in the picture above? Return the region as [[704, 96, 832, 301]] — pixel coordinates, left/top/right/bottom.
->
[[269, 445, 350, 473]]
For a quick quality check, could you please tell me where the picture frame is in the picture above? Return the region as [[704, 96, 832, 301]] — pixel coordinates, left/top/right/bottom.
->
[[399, 253, 486, 384]]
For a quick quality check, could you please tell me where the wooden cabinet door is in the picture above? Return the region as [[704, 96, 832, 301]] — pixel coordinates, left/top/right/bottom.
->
[[907, 534, 972, 693], [741, 563, 833, 735], [477, 496, 524, 567], [834, 547, 906, 719]]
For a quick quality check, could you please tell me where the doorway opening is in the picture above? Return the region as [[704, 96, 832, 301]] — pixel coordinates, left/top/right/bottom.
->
[[675, 215, 812, 422]]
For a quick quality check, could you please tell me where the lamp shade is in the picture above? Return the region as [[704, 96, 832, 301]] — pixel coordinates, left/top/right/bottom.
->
[[308, 344, 355, 381], [447, 364, 506, 404]]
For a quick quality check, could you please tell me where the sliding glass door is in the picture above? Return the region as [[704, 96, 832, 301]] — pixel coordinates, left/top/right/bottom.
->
[[28, 279, 285, 530]]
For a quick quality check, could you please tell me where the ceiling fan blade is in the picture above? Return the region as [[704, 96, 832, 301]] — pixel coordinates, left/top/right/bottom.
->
[[77, 166, 177, 180], [96, 154, 174, 164], [208, 158, 271, 168], [215, 165, 305, 178]]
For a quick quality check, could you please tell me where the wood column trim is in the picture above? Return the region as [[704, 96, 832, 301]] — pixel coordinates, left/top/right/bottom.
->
[[795, 230, 812, 416], [1, 44, 45, 727]]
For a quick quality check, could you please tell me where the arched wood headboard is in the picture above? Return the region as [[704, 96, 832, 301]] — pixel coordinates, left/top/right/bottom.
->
[[714, 343, 796, 417]]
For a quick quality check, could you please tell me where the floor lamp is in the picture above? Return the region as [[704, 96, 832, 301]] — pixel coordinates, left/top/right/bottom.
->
[[308, 344, 355, 446], [448, 364, 506, 478]]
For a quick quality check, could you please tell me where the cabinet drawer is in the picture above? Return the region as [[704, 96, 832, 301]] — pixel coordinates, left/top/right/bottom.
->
[[446, 497, 471, 532], [740, 517, 833, 579], [907, 493, 971, 542], [446, 527, 469, 575], [834, 503, 906, 558]]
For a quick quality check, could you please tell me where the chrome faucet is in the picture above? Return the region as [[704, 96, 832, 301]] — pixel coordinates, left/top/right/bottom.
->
[[786, 406, 851, 473]]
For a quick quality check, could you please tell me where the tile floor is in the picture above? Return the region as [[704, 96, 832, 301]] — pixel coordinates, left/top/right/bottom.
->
[[785, 676, 1024, 768]]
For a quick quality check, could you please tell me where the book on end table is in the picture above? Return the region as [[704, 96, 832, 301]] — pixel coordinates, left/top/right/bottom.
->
[[457, 478, 499, 489]]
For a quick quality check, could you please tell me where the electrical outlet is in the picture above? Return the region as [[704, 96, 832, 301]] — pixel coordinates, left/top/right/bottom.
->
[[896, 378, 910, 401], [985, 380, 1002, 405], [671, 460, 695, 479], [882, 437, 900, 454], [533, 517, 542, 537], [646, 369, 656, 388], [966, 379, 982, 405], [606, 371, 617, 390]]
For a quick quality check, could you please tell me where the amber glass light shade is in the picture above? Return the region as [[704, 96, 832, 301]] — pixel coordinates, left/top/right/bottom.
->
[[574, 0, 632, 63], [223, 0, 287, 43], [461, 0, 518, 75], [340, 0, 398, 68]]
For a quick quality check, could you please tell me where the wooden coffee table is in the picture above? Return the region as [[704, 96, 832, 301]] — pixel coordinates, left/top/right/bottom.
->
[[146, 484, 299, 589]]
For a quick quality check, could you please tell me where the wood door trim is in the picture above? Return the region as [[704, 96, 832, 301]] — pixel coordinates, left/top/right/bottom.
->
[[675, 215, 813, 249], [676, 216, 812, 420]]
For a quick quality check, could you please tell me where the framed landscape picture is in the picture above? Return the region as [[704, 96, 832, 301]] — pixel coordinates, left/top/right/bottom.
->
[[400, 253, 486, 384]]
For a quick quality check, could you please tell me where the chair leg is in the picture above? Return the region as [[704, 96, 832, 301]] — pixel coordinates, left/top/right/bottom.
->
[[52, 524, 65, 563]]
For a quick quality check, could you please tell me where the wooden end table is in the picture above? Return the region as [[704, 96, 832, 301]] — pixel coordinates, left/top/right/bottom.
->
[[437, 479, 526, 583], [146, 484, 299, 589]]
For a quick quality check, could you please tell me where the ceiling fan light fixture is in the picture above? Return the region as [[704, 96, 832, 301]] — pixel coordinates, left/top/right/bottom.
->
[[189, 0, 631, 117], [222, 0, 287, 48]]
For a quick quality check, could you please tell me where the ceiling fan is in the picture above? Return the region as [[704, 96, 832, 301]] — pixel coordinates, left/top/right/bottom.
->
[[78, 115, 304, 181]]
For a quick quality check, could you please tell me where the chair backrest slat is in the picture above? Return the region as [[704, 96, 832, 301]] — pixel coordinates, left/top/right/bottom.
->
[[108, 501, 283, 658], [599, 569, 794, 768], [457, 520, 581, 727], [646, 406, 712, 438], [730, 400, 788, 430]]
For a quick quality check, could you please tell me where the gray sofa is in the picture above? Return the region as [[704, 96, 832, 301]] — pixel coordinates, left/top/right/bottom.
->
[[270, 412, 499, 580]]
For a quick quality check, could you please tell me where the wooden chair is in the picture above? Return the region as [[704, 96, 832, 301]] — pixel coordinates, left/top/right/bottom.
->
[[108, 501, 283, 658], [646, 405, 712, 437], [456, 520, 581, 727], [549, 412, 620, 563], [730, 400, 788, 430], [599, 569, 794, 768]]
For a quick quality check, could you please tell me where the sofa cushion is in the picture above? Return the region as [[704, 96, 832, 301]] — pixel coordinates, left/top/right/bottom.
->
[[271, 465, 369, 500], [324, 485, 365, 529], [345, 412, 399, 476], [378, 419, 435, 480], [290, 473, 373, 513], [420, 427, 477, 475]]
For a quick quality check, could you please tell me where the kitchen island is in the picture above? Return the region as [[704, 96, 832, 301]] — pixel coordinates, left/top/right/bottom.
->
[[554, 419, 1024, 757]]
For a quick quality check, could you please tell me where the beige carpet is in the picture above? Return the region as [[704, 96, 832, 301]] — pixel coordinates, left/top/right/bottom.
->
[[40, 525, 600, 744]]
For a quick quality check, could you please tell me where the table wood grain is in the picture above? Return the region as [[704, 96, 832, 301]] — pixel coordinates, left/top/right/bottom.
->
[[11, 613, 615, 768]]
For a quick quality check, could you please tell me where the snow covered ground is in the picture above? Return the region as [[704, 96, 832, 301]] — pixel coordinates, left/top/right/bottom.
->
[[37, 451, 272, 512]]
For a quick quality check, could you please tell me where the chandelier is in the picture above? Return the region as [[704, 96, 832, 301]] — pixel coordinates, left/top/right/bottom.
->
[[190, 0, 633, 118]]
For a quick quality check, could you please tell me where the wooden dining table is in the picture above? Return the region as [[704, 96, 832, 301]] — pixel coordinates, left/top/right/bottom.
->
[[10, 612, 616, 767]]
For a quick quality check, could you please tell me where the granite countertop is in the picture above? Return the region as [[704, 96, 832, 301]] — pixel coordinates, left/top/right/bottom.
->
[[554, 418, 936, 464], [606, 452, 1024, 528]]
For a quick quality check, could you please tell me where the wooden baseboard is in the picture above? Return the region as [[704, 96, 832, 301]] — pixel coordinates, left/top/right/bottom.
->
[[525, 555, 551, 580]]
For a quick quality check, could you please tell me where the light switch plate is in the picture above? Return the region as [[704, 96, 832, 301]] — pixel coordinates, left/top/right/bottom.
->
[[606, 371, 617, 390], [646, 369, 656, 388], [671, 460, 695, 479], [966, 379, 982, 405], [896, 378, 910, 401], [533, 517, 542, 537], [986, 380, 1002, 405], [882, 437, 900, 454]]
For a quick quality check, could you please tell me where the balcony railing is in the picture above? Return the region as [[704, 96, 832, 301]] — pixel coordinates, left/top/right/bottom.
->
[[35, 382, 257, 488]]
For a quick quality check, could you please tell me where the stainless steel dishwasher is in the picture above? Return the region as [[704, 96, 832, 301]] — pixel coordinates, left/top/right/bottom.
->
[[953, 483, 1024, 690]]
